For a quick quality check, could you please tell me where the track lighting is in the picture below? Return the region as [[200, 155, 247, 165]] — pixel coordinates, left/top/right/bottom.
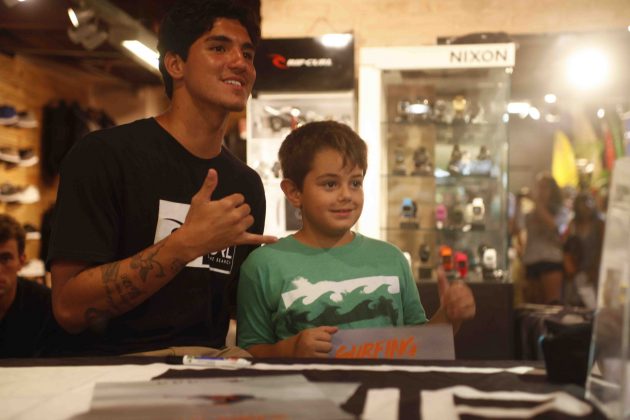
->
[[68, 7, 95, 28]]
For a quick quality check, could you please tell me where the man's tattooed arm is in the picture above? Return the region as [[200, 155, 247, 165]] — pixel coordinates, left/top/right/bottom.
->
[[81, 237, 188, 330]]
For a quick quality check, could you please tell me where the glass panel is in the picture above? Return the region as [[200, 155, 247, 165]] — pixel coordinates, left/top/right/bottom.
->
[[380, 68, 510, 282]]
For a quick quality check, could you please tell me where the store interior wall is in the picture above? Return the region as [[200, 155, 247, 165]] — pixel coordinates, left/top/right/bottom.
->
[[260, 0, 630, 44]]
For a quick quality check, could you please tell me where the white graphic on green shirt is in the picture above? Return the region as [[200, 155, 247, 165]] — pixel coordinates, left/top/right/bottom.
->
[[281, 276, 399, 308], [278, 276, 402, 334]]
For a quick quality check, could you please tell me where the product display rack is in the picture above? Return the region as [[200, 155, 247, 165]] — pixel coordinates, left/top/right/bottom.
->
[[358, 44, 515, 282], [246, 91, 355, 238]]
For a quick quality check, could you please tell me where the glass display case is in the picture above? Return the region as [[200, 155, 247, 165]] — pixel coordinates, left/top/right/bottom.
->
[[358, 44, 515, 282], [247, 92, 355, 237]]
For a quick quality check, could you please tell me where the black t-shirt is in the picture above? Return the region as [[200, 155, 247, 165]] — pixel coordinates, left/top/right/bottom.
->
[[0, 279, 57, 358], [48, 118, 266, 355]]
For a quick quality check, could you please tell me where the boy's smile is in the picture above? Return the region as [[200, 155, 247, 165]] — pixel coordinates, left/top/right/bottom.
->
[[290, 148, 364, 247]]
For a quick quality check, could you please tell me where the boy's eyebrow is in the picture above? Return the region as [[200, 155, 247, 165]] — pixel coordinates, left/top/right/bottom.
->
[[204, 35, 255, 51], [315, 173, 341, 179]]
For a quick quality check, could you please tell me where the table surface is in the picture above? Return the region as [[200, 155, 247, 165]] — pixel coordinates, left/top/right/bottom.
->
[[0, 357, 606, 420]]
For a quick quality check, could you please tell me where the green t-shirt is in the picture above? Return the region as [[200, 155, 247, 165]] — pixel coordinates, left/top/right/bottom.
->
[[237, 233, 427, 349]]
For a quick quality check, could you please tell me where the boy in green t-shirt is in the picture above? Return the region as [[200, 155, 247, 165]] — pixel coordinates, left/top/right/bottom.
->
[[237, 121, 475, 358]]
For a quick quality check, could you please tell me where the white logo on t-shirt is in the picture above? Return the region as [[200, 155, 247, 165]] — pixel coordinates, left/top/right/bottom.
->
[[281, 276, 400, 309], [154, 199, 235, 274]]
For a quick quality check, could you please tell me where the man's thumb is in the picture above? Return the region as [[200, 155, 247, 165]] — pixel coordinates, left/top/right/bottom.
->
[[199, 169, 218, 200]]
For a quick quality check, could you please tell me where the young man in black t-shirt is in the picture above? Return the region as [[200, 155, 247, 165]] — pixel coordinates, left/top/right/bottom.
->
[[48, 0, 276, 356]]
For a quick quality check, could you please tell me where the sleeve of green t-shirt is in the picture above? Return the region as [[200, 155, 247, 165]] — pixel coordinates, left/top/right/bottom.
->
[[399, 253, 428, 325], [236, 253, 277, 349]]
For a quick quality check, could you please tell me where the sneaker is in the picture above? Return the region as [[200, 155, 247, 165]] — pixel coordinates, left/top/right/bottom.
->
[[17, 148, 39, 167], [0, 147, 20, 164], [0, 105, 18, 125], [0, 183, 40, 204], [16, 111, 38, 128], [23, 223, 41, 240], [0, 182, 22, 202], [18, 259, 46, 278]]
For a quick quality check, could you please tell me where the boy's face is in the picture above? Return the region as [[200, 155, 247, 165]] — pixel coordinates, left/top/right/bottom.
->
[[176, 18, 256, 112], [292, 148, 364, 242], [0, 239, 24, 303]]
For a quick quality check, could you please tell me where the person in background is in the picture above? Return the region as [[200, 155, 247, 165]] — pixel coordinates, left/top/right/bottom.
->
[[237, 121, 475, 358], [0, 214, 56, 357], [562, 191, 605, 308], [47, 0, 276, 356], [517, 172, 569, 304]]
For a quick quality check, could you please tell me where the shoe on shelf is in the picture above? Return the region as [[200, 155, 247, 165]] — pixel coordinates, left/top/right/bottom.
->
[[23, 223, 41, 240], [17, 148, 39, 167], [15, 111, 38, 128], [0, 183, 40, 204], [0, 105, 18, 126], [0, 147, 21, 164], [18, 258, 46, 278]]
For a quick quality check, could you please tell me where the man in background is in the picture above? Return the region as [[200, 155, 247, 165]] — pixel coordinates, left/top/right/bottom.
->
[[0, 214, 57, 357]]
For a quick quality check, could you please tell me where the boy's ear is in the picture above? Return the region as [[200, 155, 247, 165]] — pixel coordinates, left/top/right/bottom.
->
[[163, 51, 185, 80], [281, 179, 301, 208]]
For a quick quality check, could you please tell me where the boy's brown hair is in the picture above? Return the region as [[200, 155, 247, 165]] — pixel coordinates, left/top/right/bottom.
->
[[278, 121, 368, 190], [0, 214, 25, 255]]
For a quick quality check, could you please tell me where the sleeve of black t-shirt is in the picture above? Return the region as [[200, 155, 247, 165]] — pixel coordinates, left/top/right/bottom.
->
[[47, 133, 122, 266]]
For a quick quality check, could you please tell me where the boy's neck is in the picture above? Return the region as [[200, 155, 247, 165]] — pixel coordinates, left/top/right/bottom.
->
[[293, 229, 355, 249]]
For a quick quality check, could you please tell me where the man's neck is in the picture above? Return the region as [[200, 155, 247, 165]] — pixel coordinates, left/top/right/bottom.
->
[[156, 96, 229, 159]]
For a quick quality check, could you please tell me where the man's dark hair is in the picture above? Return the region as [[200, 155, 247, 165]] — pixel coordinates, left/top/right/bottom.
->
[[0, 214, 25, 255], [157, 0, 261, 99], [279, 121, 368, 190]]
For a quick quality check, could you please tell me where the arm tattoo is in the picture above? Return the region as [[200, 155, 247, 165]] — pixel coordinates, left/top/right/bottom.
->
[[101, 261, 122, 314], [170, 258, 185, 273], [130, 241, 166, 282], [96, 239, 172, 319]]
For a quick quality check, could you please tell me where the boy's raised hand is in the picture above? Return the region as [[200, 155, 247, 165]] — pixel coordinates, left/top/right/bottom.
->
[[436, 267, 476, 331], [294, 326, 338, 358], [178, 169, 277, 258]]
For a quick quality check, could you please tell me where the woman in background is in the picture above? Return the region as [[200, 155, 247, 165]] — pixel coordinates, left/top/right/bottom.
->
[[519, 172, 569, 304]]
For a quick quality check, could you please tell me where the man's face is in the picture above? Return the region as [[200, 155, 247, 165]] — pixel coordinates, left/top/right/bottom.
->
[[0, 239, 24, 300], [179, 18, 256, 112]]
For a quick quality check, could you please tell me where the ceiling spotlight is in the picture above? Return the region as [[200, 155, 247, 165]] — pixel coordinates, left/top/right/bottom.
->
[[566, 48, 610, 90], [319, 33, 353, 48], [68, 7, 95, 28], [544, 94, 557, 104], [67, 23, 108, 50], [528, 107, 541, 120], [3, 0, 27, 7]]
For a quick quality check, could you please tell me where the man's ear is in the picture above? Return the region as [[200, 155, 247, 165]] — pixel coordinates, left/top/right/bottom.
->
[[281, 179, 301, 209], [163, 51, 185, 80]]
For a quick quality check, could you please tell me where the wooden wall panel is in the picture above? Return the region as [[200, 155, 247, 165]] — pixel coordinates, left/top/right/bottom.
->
[[0, 54, 134, 264]]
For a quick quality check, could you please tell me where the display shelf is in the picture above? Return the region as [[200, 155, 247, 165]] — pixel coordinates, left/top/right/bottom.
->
[[359, 44, 514, 280]]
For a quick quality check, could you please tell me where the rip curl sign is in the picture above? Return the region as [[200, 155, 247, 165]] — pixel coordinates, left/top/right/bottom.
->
[[253, 37, 354, 92], [330, 325, 454, 360]]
